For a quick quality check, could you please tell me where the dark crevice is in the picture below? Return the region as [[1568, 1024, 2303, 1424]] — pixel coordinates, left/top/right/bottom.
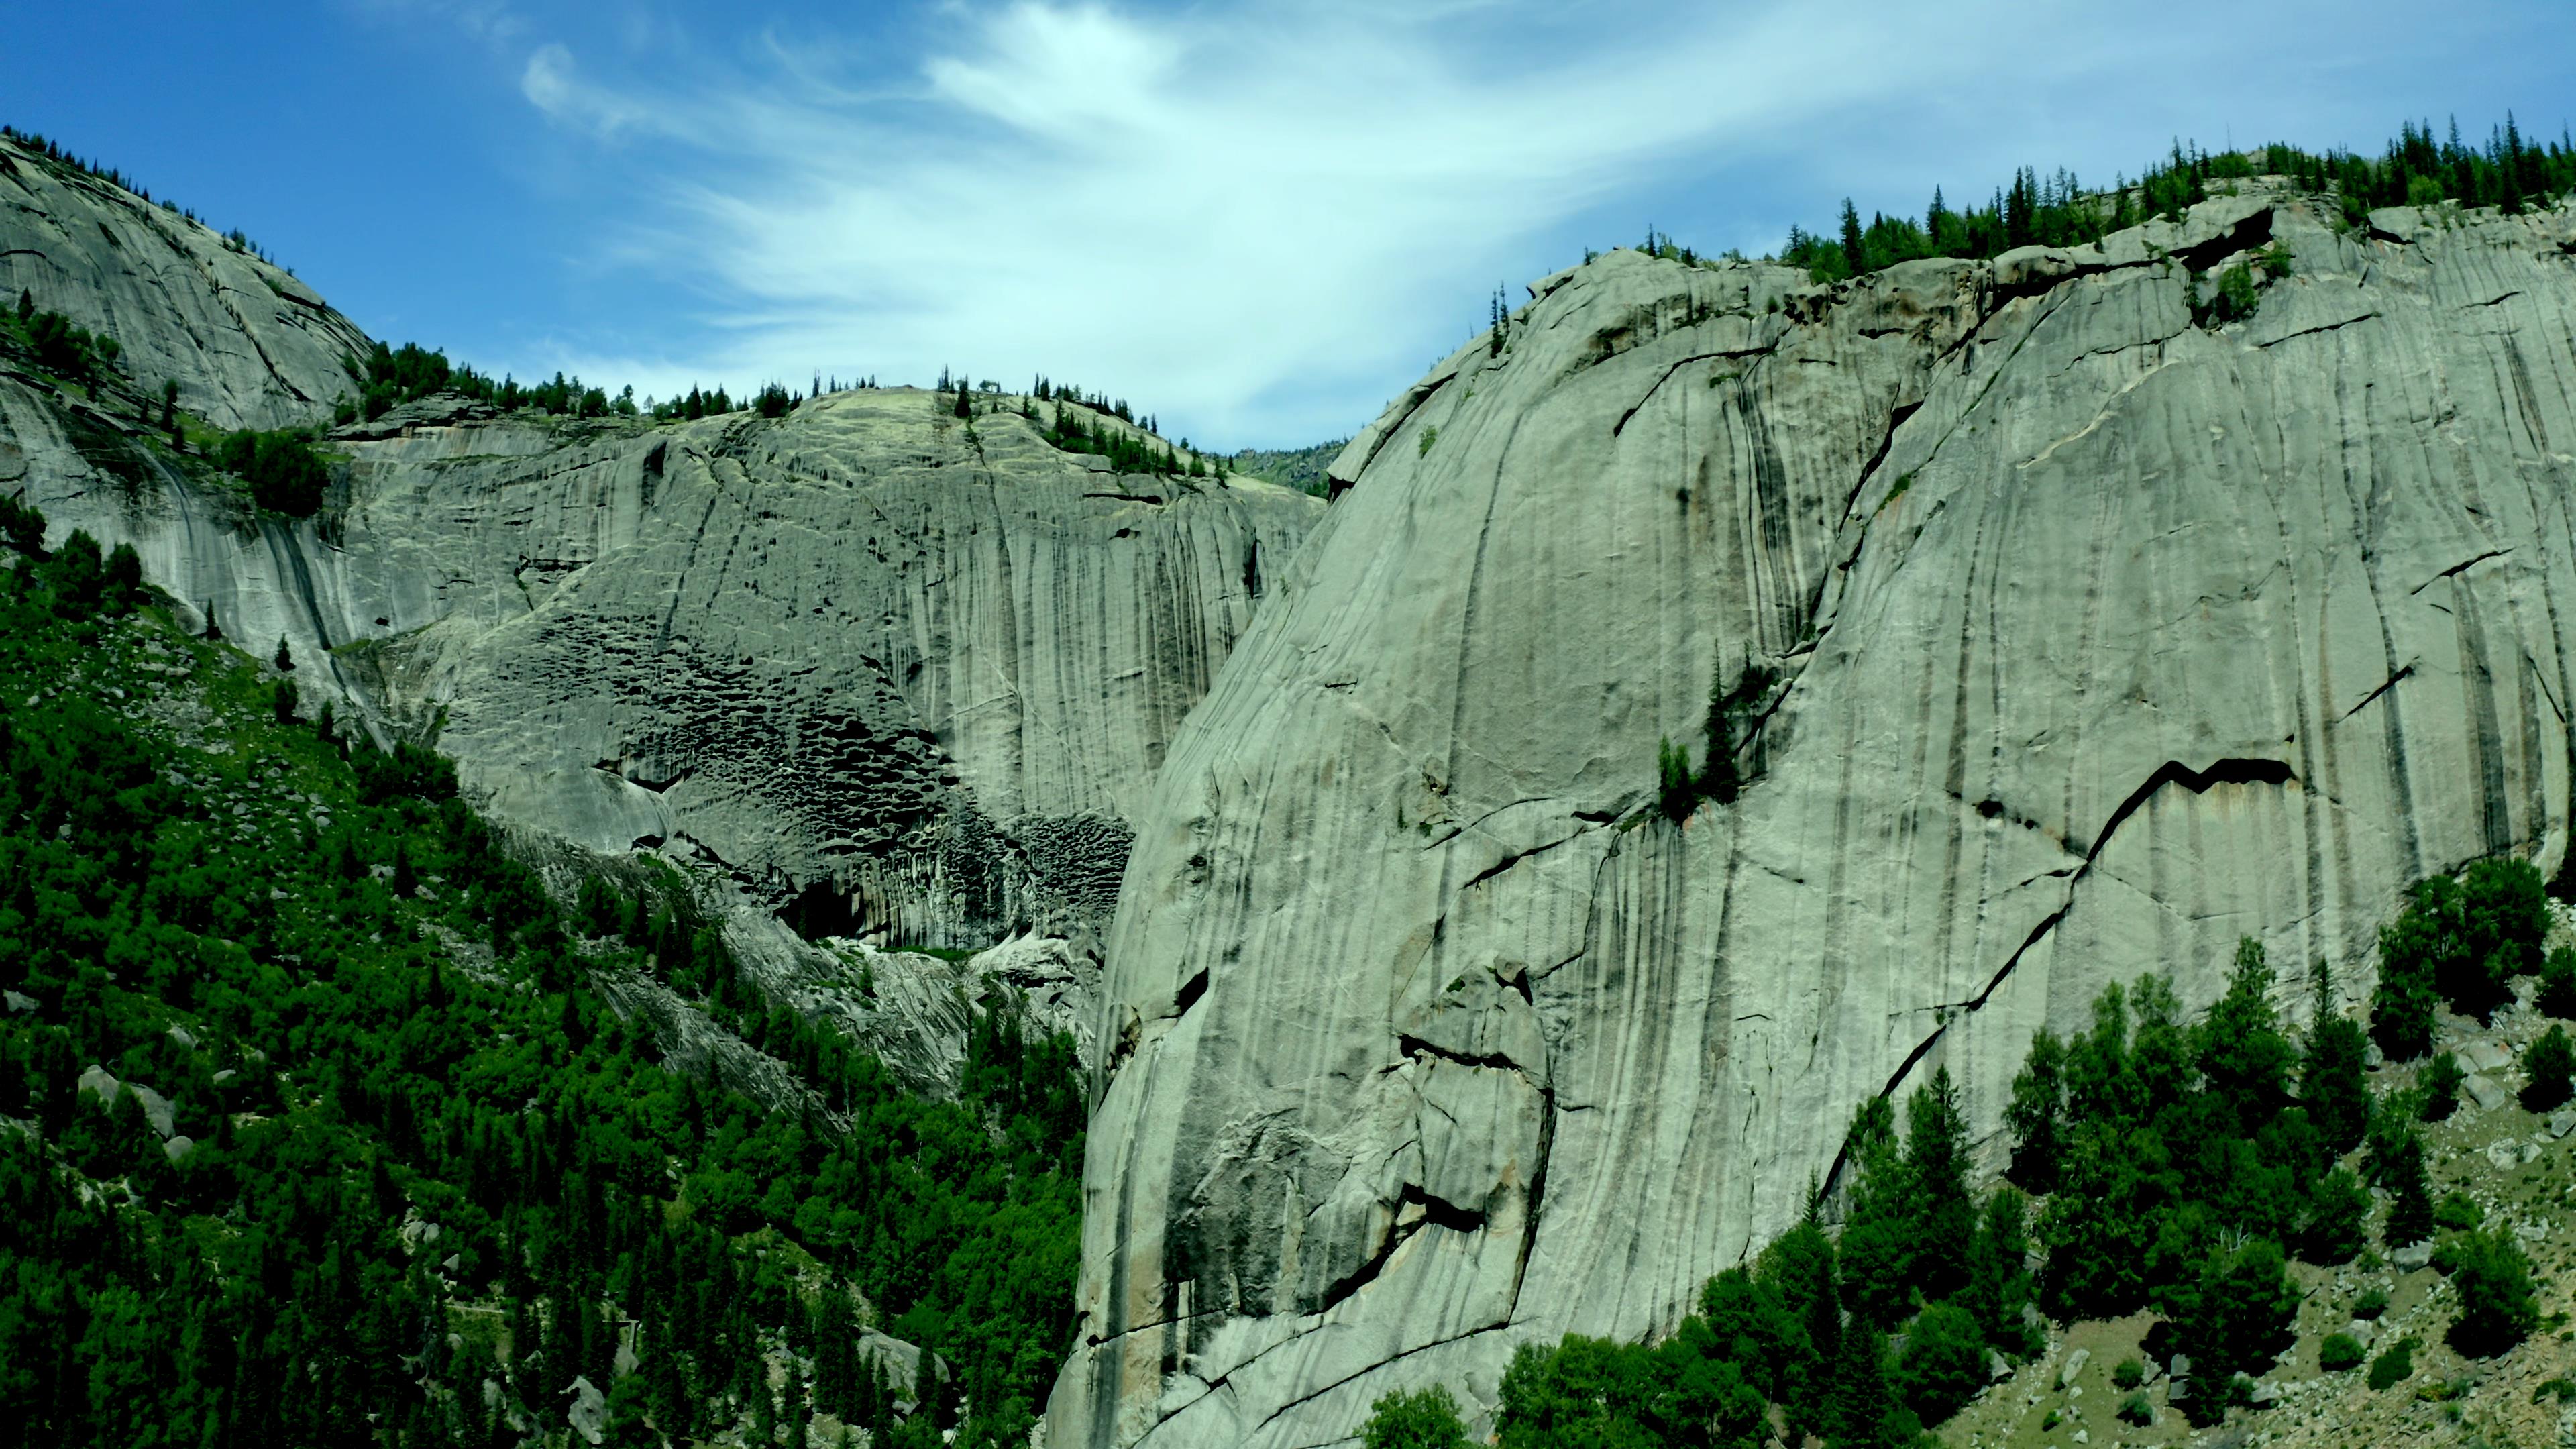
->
[[1396, 1033, 1529, 1075], [2253, 312, 2381, 348], [2333, 664, 2414, 724], [1169, 965, 1210, 1020], [1083, 490, 1167, 506], [1609, 347, 1774, 438], [1839, 400, 1923, 524], [1313, 1185, 1485, 1317], [2409, 547, 2510, 594]]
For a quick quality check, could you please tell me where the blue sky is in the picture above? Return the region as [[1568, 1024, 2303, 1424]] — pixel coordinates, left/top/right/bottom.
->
[[10, 1, 2574, 447]]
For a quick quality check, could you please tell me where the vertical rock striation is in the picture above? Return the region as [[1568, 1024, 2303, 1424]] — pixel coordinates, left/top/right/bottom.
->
[[1051, 187, 2576, 1446]]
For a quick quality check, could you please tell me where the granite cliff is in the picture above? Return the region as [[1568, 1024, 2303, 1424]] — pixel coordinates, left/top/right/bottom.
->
[[0, 134, 1320, 1085], [1048, 184, 2576, 1446]]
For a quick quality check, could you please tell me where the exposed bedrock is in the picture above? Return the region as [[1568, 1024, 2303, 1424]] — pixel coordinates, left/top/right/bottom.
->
[[0, 136, 368, 430], [1050, 187, 2576, 1446], [10, 380, 1318, 945], [0, 142, 1322, 947]]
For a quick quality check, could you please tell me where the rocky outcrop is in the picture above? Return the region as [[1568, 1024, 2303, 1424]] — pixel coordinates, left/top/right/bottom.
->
[[0, 136, 368, 431], [0, 152, 1322, 951], [1050, 186, 2576, 1446]]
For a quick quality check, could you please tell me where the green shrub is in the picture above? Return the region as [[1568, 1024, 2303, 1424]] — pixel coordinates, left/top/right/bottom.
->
[[2432, 1192, 2483, 1232], [2302, 1167, 2370, 1265], [2318, 1333, 2365, 1372], [2524, 1024, 2575, 1110], [2367, 1337, 2416, 1391], [2354, 1285, 2389, 1320], [1656, 737, 1695, 824], [2436, 1228, 2538, 1356], [1417, 424, 1438, 458], [2540, 945, 2576, 1020], [217, 428, 332, 516], [1892, 1301, 1986, 1427], [2419, 1051, 2463, 1120], [1362, 1385, 1474, 1449], [2110, 1357, 2143, 1391], [2116, 1390, 2154, 1426]]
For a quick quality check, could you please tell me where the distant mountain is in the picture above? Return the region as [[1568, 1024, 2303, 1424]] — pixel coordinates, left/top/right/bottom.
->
[[1230, 438, 1348, 497]]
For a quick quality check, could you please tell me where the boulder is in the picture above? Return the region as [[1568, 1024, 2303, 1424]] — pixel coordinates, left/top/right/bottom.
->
[[2058, 1348, 2092, 1390], [2463, 1073, 2513, 1111], [2392, 1240, 2434, 1270], [2459, 1039, 2514, 1073], [561, 1375, 606, 1446], [2547, 1109, 2576, 1140]]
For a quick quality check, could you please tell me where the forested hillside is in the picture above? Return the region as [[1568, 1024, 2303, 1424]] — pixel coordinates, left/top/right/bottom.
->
[[0, 498, 1083, 1448]]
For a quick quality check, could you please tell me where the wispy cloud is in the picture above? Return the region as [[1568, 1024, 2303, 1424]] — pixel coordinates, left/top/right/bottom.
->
[[503, 0, 2544, 445]]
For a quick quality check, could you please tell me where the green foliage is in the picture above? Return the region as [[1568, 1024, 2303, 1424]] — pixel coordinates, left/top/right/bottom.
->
[[2435, 1228, 2538, 1356], [339, 339, 628, 424], [2303, 1167, 2370, 1265], [756, 382, 796, 419], [1757, 119, 2576, 287], [2379, 1126, 2436, 1246], [2003, 1026, 2065, 1192], [2523, 1023, 2575, 1110], [1417, 423, 1438, 458], [2432, 1191, 2483, 1232], [2165, 1237, 2299, 1421], [2354, 1285, 2389, 1320], [1890, 1301, 1984, 1427], [2420, 1051, 2464, 1120], [215, 428, 332, 516], [1363, 1385, 1476, 1449], [2301, 960, 2371, 1152], [1, 290, 123, 388], [2191, 262, 2261, 327], [2111, 1357, 2143, 1390], [2376, 861, 2546, 1051], [2367, 1336, 2417, 1391], [2540, 945, 2576, 1019], [2319, 1333, 2365, 1372], [2198, 938, 2294, 1128], [1494, 1332, 1764, 1449], [2117, 1389, 2155, 1426], [1038, 398, 1189, 477], [2373, 879, 2451, 1059], [1656, 737, 1695, 824], [0, 575, 1083, 1447]]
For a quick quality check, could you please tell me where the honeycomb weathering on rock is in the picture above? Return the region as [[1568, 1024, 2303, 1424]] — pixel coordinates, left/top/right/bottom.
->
[[1049, 188, 2576, 1446]]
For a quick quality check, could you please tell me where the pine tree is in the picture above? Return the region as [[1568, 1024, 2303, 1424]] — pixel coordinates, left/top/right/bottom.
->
[[2300, 958, 2371, 1152], [2383, 1128, 2434, 1246], [1839, 199, 1866, 278], [2004, 1027, 2066, 1192], [1903, 1065, 1975, 1299], [1827, 1320, 1894, 1448]]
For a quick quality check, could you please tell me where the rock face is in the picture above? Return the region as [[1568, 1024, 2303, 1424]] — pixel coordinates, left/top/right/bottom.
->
[[0, 148, 1321, 952], [0, 136, 368, 430], [1050, 186, 2576, 1446]]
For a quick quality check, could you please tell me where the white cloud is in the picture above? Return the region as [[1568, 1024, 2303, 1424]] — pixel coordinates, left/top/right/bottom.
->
[[506, 0, 2519, 445]]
